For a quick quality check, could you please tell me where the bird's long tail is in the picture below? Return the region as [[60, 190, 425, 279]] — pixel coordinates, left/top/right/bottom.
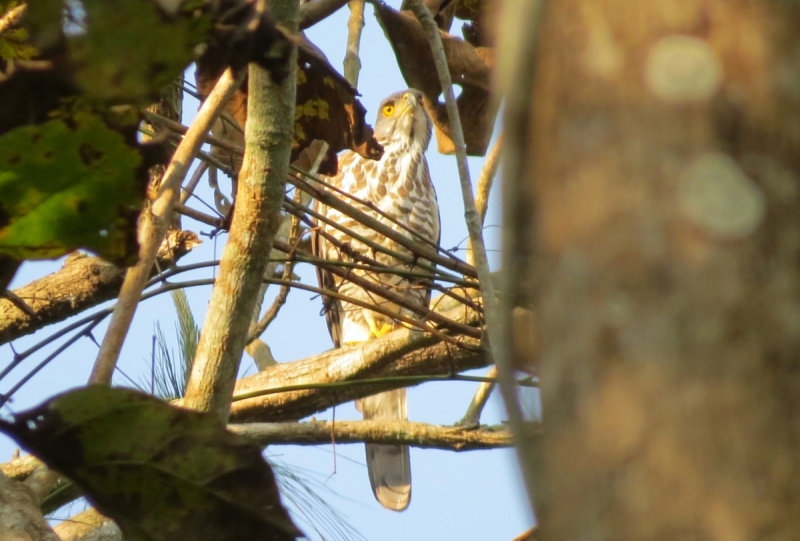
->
[[355, 388, 411, 511]]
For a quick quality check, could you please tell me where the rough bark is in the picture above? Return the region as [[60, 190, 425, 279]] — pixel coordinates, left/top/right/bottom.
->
[[0, 471, 59, 541], [54, 508, 120, 541], [183, 0, 299, 420], [230, 420, 518, 450], [230, 324, 486, 422], [506, 0, 800, 539], [0, 231, 200, 345]]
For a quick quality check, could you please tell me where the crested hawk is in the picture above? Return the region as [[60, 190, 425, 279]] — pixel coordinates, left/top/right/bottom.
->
[[312, 89, 440, 511]]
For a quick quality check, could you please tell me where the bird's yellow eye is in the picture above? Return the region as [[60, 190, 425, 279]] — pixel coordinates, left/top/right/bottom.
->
[[382, 103, 395, 117]]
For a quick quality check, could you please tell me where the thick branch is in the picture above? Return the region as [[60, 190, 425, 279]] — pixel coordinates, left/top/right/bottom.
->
[[0, 231, 200, 346], [230, 420, 519, 450], [0, 471, 59, 541], [183, 1, 299, 420], [54, 508, 119, 541], [230, 317, 486, 422]]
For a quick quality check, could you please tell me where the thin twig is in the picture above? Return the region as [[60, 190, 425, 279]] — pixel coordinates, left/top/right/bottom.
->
[[407, 0, 513, 446], [230, 419, 522, 450], [467, 134, 503, 265], [0, 319, 103, 407], [492, 0, 548, 517], [0, 290, 35, 318], [458, 365, 497, 427], [180, 161, 210, 204], [89, 67, 245, 385], [232, 373, 537, 403]]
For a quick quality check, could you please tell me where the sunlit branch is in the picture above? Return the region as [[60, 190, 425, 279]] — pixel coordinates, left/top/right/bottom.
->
[[231, 420, 522, 450], [343, 0, 365, 87]]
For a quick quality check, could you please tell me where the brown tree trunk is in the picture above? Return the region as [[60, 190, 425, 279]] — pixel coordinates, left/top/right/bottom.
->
[[504, 0, 800, 539]]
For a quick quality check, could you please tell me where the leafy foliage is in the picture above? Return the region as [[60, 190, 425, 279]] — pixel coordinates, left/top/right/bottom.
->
[[0, 112, 146, 265], [67, 0, 210, 102], [0, 386, 302, 541]]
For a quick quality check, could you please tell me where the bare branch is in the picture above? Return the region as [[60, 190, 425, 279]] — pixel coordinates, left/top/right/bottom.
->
[[230, 420, 520, 450], [343, 0, 365, 87], [467, 134, 503, 265], [90, 67, 245, 385], [144, 111, 474, 272], [459, 365, 497, 427], [183, 1, 299, 420], [291, 172, 477, 279]]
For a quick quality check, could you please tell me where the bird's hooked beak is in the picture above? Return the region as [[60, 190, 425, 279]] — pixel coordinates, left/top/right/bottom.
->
[[395, 91, 421, 117]]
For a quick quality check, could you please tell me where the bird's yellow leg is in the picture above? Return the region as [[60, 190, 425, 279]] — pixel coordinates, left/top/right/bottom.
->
[[368, 319, 394, 338]]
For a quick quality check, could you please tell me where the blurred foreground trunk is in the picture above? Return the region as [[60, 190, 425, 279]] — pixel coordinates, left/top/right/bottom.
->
[[503, 0, 800, 538]]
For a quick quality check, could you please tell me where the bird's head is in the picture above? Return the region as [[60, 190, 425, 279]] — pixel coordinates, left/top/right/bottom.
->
[[373, 89, 432, 150]]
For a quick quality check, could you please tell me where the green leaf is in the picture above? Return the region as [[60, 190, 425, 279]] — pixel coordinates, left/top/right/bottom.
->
[[0, 112, 144, 265], [0, 3, 38, 60], [70, 0, 211, 101], [0, 386, 302, 541]]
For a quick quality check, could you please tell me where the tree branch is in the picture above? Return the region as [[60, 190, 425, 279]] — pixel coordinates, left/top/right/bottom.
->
[[0, 231, 200, 346], [53, 508, 120, 541], [298, 0, 350, 30], [0, 470, 59, 541], [0, 454, 39, 481], [183, 0, 299, 420], [230, 420, 521, 450], [229, 311, 487, 422], [0, 3, 26, 36], [459, 365, 497, 427], [89, 68, 245, 385], [467, 133, 503, 265], [343, 0, 365, 88]]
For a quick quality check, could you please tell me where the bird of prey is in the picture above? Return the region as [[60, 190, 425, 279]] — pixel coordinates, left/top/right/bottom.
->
[[312, 89, 440, 511]]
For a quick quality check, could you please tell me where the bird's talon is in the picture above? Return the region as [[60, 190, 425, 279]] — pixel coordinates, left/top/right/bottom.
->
[[372, 323, 394, 338]]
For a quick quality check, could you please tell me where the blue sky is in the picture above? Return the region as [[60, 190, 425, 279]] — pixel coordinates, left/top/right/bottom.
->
[[0, 3, 534, 539]]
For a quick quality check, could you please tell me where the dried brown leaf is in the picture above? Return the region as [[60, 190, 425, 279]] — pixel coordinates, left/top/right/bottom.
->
[[373, 3, 497, 156], [196, 34, 381, 176]]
